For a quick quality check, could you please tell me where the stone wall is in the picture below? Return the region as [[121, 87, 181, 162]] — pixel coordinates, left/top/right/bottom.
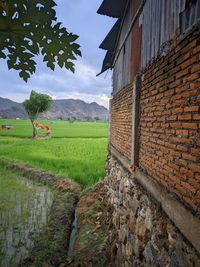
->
[[105, 155, 200, 267]]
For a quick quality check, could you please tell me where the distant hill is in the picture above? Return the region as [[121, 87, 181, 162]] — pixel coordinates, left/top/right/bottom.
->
[[0, 97, 109, 121], [0, 97, 26, 119]]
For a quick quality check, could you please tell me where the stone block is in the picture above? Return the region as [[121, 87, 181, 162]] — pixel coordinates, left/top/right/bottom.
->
[[143, 242, 159, 266], [119, 226, 128, 244], [128, 197, 139, 216], [144, 207, 153, 231]]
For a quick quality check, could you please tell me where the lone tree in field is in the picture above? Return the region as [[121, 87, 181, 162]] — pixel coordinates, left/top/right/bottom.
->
[[23, 90, 53, 138], [0, 0, 81, 82]]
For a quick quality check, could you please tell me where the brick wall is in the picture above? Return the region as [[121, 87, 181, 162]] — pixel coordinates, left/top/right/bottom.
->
[[110, 83, 133, 160], [139, 32, 200, 214]]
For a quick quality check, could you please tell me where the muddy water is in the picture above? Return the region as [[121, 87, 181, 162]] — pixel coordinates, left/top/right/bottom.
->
[[67, 213, 78, 257], [0, 177, 54, 267]]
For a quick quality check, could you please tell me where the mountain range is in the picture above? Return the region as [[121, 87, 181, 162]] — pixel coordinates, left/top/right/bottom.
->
[[0, 97, 109, 121]]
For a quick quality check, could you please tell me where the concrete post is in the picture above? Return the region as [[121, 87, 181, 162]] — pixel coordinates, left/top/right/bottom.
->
[[131, 75, 141, 168]]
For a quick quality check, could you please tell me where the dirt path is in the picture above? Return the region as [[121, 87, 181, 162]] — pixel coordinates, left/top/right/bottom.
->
[[66, 181, 115, 267]]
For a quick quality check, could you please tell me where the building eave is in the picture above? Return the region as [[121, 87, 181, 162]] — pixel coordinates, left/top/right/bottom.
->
[[97, 0, 128, 18]]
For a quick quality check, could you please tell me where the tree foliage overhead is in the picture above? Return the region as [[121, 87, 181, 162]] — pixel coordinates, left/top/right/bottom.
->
[[0, 0, 81, 81], [23, 90, 53, 121]]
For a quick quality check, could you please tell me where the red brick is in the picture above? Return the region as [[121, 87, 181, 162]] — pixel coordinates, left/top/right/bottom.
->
[[183, 73, 199, 83], [182, 123, 198, 130], [175, 184, 189, 196], [182, 196, 197, 209], [176, 130, 189, 135], [190, 80, 200, 89], [178, 114, 192, 120], [176, 51, 190, 65], [177, 145, 188, 152], [193, 45, 200, 55], [182, 39, 199, 53], [168, 162, 180, 170], [182, 153, 199, 162], [181, 181, 196, 194], [193, 114, 200, 120], [188, 163, 200, 173], [189, 179, 200, 191], [180, 167, 193, 177], [184, 106, 199, 112], [175, 84, 190, 94], [173, 107, 184, 113], [190, 148, 200, 156], [191, 64, 200, 73], [165, 142, 176, 149], [168, 115, 177, 121], [195, 173, 200, 181], [170, 122, 182, 128], [168, 174, 179, 183], [194, 191, 200, 202], [164, 165, 173, 173], [181, 56, 198, 70]]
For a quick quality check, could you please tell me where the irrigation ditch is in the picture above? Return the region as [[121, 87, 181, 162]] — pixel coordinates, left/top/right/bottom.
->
[[0, 158, 80, 267], [0, 158, 114, 267]]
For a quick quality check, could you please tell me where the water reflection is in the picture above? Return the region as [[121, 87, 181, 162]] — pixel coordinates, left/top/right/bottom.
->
[[0, 177, 54, 267]]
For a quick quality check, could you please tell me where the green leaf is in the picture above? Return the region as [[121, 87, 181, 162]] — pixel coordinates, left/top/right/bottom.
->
[[19, 71, 30, 82], [0, 0, 81, 82], [0, 50, 6, 59]]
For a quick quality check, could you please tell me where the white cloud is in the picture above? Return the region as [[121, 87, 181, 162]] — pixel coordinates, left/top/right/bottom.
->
[[57, 92, 111, 109], [0, 59, 112, 108]]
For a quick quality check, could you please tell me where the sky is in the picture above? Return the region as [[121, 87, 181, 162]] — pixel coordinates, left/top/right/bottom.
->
[[0, 0, 115, 108]]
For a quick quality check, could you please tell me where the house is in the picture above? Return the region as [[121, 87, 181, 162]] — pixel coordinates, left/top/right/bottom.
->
[[98, 0, 200, 265]]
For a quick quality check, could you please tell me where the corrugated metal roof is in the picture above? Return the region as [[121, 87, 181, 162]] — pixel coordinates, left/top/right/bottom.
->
[[98, 19, 122, 76], [99, 19, 121, 51], [97, 51, 113, 76], [97, 0, 128, 18]]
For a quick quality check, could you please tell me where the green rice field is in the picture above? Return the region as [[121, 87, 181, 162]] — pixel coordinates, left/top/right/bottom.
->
[[0, 119, 108, 138], [0, 119, 108, 265], [0, 163, 54, 267], [0, 120, 108, 186]]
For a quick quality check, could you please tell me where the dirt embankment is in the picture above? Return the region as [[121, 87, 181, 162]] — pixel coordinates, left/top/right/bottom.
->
[[0, 159, 80, 267], [0, 158, 80, 194], [66, 181, 116, 267]]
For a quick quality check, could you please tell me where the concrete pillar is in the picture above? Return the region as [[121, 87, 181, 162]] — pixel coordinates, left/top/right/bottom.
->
[[131, 75, 141, 168]]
